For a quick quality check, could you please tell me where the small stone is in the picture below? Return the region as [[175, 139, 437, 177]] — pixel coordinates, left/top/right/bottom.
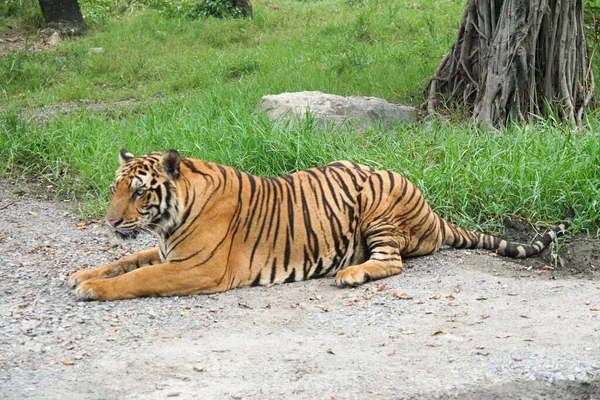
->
[[193, 365, 205, 372], [166, 392, 180, 397]]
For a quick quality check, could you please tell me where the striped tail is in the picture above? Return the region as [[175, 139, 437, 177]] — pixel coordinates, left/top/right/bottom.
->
[[441, 209, 574, 259]]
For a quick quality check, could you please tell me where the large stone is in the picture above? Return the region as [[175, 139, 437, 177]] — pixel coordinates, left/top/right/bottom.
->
[[260, 91, 416, 129]]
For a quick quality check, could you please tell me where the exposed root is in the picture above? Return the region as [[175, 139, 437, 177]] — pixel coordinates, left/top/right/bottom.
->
[[426, 0, 594, 128]]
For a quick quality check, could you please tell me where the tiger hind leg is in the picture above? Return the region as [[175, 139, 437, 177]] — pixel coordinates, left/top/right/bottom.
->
[[335, 227, 406, 287]]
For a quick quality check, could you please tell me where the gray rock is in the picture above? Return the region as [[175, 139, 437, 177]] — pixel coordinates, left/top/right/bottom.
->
[[259, 91, 416, 130]]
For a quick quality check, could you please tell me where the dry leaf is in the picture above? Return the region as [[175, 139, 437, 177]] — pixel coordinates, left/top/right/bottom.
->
[[476, 351, 490, 356], [520, 315, 532, 319], [388, 349, 396, 356], [429, 295, 440, 300], [476, 297, 488, 301], [238, 301, 251, 309], [62, 361, 75, 366], [432, 330, 447, 336], [326, 348, 335, 355], [474, 344, 486, 349], [446, 293, 455, 299], [590, 307, 600, 311], [454, 285, 461, 293], [393, 292, 413, 300], [320, 307, 332, 313]]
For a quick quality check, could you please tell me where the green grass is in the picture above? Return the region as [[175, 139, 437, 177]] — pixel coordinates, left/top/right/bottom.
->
[[1, 0, 599, 235]]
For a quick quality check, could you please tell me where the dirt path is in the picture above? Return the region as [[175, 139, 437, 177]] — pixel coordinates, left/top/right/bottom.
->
[[1, 179, 599, 399]]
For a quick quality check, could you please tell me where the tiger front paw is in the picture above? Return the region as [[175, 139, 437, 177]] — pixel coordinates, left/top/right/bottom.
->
[[74, 279, 109, 301], [335, 266, 369, 287], [69, 269, 95, 288]]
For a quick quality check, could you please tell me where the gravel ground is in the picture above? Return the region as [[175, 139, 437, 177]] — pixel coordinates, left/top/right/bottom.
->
[[1, 179, 599, 399]]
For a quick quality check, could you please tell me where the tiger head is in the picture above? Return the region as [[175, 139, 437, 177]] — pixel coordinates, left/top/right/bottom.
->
[[105, 149, 181, 240]]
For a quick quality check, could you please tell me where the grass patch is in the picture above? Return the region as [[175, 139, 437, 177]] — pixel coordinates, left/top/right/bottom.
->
[[1, 0, 599, 235]]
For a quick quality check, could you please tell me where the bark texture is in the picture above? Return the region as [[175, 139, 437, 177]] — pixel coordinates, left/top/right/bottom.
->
[[38, 0, 87, 33], [427, 0, 594, 128], [232, 0, 252, 17]]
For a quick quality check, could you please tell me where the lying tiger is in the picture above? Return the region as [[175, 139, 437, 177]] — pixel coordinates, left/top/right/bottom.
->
[[69, 149, 573, 301]]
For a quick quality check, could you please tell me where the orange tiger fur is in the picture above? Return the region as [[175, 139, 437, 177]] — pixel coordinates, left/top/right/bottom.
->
[[69, 149, 573, 301]]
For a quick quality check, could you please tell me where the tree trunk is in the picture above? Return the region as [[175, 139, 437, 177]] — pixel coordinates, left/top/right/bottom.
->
[[426, 0, 594, 128], [38, 0, 87, 33], [232, 0, 252, 17]]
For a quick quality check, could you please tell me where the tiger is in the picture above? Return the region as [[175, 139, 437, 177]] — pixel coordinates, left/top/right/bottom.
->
[[69, 149, 574, 301]]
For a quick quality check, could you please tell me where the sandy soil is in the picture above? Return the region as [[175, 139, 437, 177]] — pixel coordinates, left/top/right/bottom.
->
[[0, 30, 63, 56], [1, 178, 599, 399]]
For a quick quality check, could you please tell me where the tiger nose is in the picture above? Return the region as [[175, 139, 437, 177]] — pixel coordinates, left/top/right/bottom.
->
[[106, 218, 123, 227]]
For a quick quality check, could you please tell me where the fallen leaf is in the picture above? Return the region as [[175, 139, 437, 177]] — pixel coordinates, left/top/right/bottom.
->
[[326, 348, 335, 355], [238, 301, 251, 309], [476, 351, 490, 356], [520, 315, 532, 319], [590, 307, 600, 311], [393, 292, 413, 300], [476, 297, 488, 301], [584, 300, 591, 305], [388, 349, 396, 356], [62, 361, 75, 366], [512, 356, 523, 361], [429, 295, 440, 300], [446, 293, 455, 299], [320, 307, 332, 313], [338, 332, 345, 336], [475, 344, 486, 349], [454, 285, 461, 293], [375, 284, 388, 292], [432, 330, 447, 336], [291, 303, 300, 309]]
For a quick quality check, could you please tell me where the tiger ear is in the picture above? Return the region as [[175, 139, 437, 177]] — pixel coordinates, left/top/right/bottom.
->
[[119, 148, 135, 166], [160, 150, 181, 179]]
